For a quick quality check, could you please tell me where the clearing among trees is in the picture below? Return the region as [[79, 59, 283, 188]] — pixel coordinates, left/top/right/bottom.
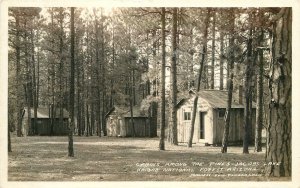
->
[[8, 134, 289, 181]]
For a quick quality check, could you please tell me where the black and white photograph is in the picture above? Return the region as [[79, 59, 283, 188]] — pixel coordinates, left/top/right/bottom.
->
[[0, 0, 299, 187]]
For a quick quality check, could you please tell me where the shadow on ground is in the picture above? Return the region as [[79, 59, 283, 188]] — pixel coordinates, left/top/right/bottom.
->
[[8, 135, 290, 181]]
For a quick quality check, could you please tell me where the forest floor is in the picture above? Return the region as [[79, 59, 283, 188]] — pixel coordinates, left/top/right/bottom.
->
[[8, 134, 290, 181]]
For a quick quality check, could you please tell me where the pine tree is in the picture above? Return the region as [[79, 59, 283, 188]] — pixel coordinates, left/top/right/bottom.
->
[[187, 8, 210, 148], [169, 8, 178, 145], [68, 7, 75, 157], [266, 7, 291, 177], [243, 12, 254, 154], [254, 9, 265, 152], [159, 7, 166, 150], [221, 9, 235, 153]]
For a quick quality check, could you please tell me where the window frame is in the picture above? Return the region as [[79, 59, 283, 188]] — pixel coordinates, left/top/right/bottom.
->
[[218, 108, 226, 119], [183, 111, 191, 121]]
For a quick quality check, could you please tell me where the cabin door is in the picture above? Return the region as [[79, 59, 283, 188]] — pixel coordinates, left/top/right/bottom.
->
[[199, 112, 207, 140]]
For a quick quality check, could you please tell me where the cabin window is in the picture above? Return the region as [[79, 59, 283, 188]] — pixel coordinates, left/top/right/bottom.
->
[[218, 109, 226, 118], [184, 112, 191, 121]]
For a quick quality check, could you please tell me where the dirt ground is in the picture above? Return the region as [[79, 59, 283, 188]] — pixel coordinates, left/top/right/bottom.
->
[[8, 134, 290, 181]]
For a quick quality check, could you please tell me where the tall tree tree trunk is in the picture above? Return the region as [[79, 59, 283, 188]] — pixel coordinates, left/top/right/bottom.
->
[[15, 11, 23, 137], [110, 19, 115, 108], [219, 30, 224, 90], [30, 29, 37, 135], [130, 71, 136, 137], [187, 9, 209, 148], [26, 76, 32, 136], [221, 75, 233, 153], [8, 124, 12, 152], [221, 9, 235, 153], [131, 67, 136, 106], [77, 97, 82, 136], [50, 9, 55, 136], [169, 8, 178, 145], [50, 104, 54, 136], [187, 48, 206, 148], [101, 9, 107, 136], [266, 7, 291, 177], [24, 21, 32, 136], [97, 88, 102, 137], [94, 11, 102, 137], [59, 9, 64, 130], [146, 51, 151, 96], [77, 57, 82, 136], [91, 103, 94, 136], [255, 20, 264, 152], [203, 10, 210, 89], [151, 29, 158, 97], [86, 103, 90, 137], [243, 14, 254, 154], [68, 7, 75, 157], [188, 28, 194, 90], [210, 9, 216, 89], [36, 35, 40, 108], [159, 7, 166, 150], [81, 88, 86, 136]]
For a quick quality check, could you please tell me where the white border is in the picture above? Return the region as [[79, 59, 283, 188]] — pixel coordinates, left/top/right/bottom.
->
[[1, 0, 299, 188]]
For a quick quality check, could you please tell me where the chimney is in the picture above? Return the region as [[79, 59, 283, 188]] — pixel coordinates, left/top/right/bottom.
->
[[239, 85, 243, 104]]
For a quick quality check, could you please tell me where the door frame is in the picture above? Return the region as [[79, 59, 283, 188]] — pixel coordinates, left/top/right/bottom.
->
[[199, 111, 207, 141]]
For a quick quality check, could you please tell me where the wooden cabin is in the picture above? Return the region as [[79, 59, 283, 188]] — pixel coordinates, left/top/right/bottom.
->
[[22, 107, 69, 136], [176, 90, 256, 145], [105, 106, 157, 137]]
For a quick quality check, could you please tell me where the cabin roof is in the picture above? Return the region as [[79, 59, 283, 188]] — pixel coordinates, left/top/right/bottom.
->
[[176, 90, 253, 109], [105, 106, 148, 118], [23, 107, 69, 119]]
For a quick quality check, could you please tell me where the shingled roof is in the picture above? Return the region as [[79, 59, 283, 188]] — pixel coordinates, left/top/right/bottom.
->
[[176, 90, 255, 109], [105, 106, 148, 118], [23, 107, 69, 119]]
